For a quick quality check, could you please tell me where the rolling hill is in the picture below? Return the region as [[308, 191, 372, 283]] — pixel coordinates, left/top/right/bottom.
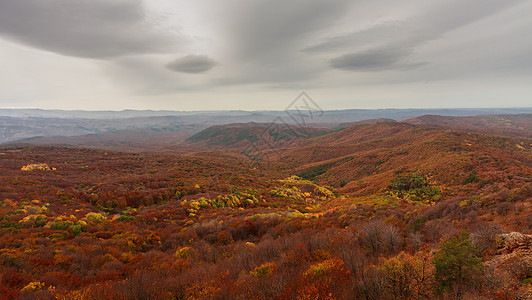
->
[[5, 125, 207, 152], [269, 122, 531, 199], [3, 108, 530, 144], [0, 112, 531, 298], [404, 113, 532, 138], [185, 122, 333, 150]]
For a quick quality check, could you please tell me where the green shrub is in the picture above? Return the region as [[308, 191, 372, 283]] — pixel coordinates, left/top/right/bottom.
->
[[433, 232, 483, 295], [117, 215, 135, 221], [389, 173, 440, 202], [297, 162, 335, 180], [463, 171, 479, 184], [71, 224, 82, 236]]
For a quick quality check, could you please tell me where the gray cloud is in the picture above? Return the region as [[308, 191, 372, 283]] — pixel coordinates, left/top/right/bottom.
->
[[329, 48, 419, 71], [215, 0, 352, 85], [166, 55, 217, 74], [229, 0, 351, 61], [0, 0, 183, 59], [303, 23, 404, 53], [315, 0, 527, 72]]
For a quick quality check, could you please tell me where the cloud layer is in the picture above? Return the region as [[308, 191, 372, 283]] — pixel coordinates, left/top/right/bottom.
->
[[0, 0, 531, 109]]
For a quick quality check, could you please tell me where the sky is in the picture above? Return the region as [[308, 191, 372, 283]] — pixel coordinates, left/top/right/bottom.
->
[[0, 0, 531, 111]]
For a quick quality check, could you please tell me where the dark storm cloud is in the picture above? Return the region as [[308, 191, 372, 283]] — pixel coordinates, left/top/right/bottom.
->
[[166, 55, 217, 74], [0, 0, 182, 59]]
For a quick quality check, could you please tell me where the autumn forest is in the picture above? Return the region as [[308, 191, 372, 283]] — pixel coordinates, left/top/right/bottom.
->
[[0, 114, 531, 299]]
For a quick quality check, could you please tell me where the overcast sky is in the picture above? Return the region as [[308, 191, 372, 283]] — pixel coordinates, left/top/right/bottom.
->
[[0, 0, 531, 110]]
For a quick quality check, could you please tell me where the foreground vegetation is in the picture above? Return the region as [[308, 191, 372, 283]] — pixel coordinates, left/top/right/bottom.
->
[[1, 122, 531, 300]]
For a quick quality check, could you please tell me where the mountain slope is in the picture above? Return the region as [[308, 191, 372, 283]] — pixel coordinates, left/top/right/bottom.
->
[[270, 122, 532, 201], [185, 122, 333, 150], [404, 114, 532, 138], [5, 125, 207, 152]]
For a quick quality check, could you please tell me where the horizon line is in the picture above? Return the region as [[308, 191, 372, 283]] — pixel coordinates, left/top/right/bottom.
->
[[1, 107, 531, 113]]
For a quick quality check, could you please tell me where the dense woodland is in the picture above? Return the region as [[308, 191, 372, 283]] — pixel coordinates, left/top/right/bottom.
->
[[0, 120, 531, 299]]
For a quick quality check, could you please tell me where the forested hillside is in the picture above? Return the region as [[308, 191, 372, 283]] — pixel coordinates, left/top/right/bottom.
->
[[0, 119, 530, 299]]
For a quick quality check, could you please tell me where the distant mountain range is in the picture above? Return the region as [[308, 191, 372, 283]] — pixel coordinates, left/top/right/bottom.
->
[[1, 107, 531, 119], [1, 108, 530, 145], [403, 114, 532, 138]]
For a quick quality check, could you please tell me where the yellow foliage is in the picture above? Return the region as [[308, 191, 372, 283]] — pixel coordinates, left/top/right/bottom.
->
[[186, 281, 220, 300], [21, 281, 45, 292], [19, 214, 46, 224], [272, 175, 335, 201], [305, 260, 337, 277], [378, 251, 435, 299], [21, 163, 55, 171], [85, 212, 106, 222], [459, 200, 469, 207], [175, 247, 192, 259], [251, 262, 277, 278]]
